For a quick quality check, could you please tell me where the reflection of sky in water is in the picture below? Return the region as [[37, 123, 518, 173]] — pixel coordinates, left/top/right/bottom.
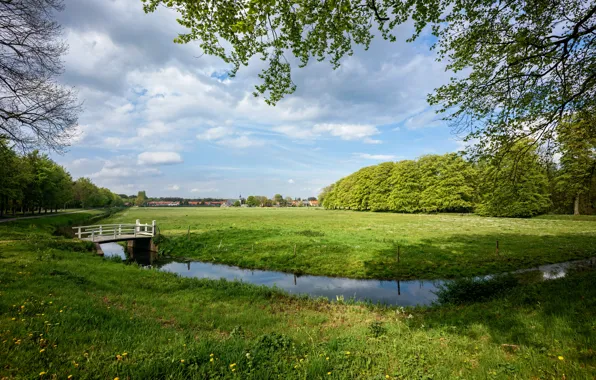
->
[[99, 243, 594, 307]]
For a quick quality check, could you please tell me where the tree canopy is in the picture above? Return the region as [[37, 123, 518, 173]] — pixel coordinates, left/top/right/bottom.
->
[[0, 0, 80, 152], [321, 147, 562, 217], [144, 0, 596, 156]]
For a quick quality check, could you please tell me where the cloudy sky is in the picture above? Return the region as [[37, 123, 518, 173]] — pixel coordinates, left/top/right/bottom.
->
[[51, 0, 464, 199]]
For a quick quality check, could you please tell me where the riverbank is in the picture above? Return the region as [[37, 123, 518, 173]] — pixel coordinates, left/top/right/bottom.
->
[[1, 213, 595, 378], [101, 207, 596, 279]]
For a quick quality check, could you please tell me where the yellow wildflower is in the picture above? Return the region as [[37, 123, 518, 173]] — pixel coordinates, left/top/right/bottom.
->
[[68, 376, 73, 379], [180, 359, 185, 363], [232, 368, 236, 372], [11, 318, 15, 321], [114, 378, 120, 380], [230, 363, 236, 368], [122, 352, 128, 356], [386, 376, 390, 379], [20, 305, 24, 309], [40, 349, 45, 353], [116, 355, 122, 361], [39, 372, 47, 376], [210, 353, 214, 357], [345, 351, 350, 355], [327, 372, 332, 375], [60, 310, 63, 313], [558, 356, 564, 361], [210, 358, 214, 362], [326, 357, 329, 360]]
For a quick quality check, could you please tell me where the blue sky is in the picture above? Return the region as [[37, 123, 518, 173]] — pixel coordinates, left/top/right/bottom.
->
[[50, 0, 465, 199]]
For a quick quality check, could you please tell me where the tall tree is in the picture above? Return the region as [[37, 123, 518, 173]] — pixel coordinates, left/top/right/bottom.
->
[[477, 141, 551, 218], [135, 191, 147, 207], [556, 116, 596, 214], [0, 0, 80, 152], [145, 0, 596, 157]]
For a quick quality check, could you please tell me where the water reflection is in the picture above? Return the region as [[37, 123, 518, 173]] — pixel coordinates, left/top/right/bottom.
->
[[99, 242, 594, 307]]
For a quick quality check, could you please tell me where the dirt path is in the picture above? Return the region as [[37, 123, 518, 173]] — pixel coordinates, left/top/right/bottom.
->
[[0, 210, 89, 224]]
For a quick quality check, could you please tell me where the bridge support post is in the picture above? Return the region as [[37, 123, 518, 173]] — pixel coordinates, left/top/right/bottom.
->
[[152, 220, 156, 236]]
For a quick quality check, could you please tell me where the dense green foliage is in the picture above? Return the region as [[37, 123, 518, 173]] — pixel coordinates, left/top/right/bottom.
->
[[0, 141, 123, 217], [102, 208, 596, 280], [144, 0, 595, 159], [1, 213, 595, 378], [323, 149, 550, 217]]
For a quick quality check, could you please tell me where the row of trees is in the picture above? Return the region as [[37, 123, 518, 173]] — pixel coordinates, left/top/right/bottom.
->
[[320, 137, 595, 217], [0, 141, 123, 217], [245, 195, 317, 207]]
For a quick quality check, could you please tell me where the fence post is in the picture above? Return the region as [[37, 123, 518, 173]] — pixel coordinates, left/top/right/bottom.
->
[[77, 227, 81, 239], [118, 224, 122, 235], [152, 220, 156, 236], [136, 219, 140, 234], [99, 225, 102, 236]]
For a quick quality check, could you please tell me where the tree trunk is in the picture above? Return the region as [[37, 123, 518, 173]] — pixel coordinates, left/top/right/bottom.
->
[[574, 194, 580, 215]]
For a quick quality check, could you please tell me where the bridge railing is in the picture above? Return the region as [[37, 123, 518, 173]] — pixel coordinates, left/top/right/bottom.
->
[[73, 219, 156, 241]]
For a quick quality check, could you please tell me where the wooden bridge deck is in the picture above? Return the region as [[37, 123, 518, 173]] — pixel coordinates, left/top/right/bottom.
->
[[74, 220, 157, 243], [80, 234, 153, 243]]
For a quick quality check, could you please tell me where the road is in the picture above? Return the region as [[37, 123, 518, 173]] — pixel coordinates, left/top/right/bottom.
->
[[0, 210, 89, 224]]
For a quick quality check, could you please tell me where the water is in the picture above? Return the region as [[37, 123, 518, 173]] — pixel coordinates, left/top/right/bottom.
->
[[99, 242, 594, 307]]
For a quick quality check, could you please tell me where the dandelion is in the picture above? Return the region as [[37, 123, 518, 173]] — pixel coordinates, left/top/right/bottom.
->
[[210, 353, 214, 357], [180, 359, 185, 363], [39, 372, 47, 376], [345, 351, 350, 355], [20, 305, 24, 309], [558, 356, 564, 361], [326, 357, 329, 360], [116, 355, 122, 361], [327, 372, 332, 375], [210, 358, 214, 363], [40, 349, 45, 353], [60, 310, 63, 313]]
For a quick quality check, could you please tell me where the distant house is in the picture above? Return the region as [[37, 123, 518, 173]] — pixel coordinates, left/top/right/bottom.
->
[[309, 200, 319, 207], [188, 201, 200, 206], [222, 199, 240, 207], [147, 201, 180, 207]]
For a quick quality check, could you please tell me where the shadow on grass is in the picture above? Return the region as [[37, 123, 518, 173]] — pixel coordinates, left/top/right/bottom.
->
[[414, 269, 596, 368], [363, 232, 596, 280]]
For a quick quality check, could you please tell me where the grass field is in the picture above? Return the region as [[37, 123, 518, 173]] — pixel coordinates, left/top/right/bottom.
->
[[102, 207, 596, 279], [1, 212, 595, 378]]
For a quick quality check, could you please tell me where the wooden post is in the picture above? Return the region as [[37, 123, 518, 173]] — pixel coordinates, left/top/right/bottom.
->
[[136, 219, 140, 235], [495, 240, 499, 256], [118, 224, 122, 235], [77, 227, 81, 239], [99, 225, 103, 236], [152, 220, 156, 236]]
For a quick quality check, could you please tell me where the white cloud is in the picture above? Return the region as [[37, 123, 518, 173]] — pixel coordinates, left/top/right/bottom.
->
[[217, 135, 265, 149], [356, 153, 397, 160], [167, 184, 180, 191], [191, 187, 219, 193], [137, 151, 183, 165], [312, 123, 380, 141], [197, 126, 234, 140], [288, 179, 295, 184]]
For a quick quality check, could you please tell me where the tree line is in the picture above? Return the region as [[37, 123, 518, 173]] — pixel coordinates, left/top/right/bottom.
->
[[0, 141, 123, 217], [320, 134, 595, 217]]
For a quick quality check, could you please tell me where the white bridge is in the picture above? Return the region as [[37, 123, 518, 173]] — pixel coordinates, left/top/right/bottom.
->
[[73, 219, 156, 243]]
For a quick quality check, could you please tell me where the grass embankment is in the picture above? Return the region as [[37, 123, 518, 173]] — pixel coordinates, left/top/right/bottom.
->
[[1, 214, 595, 378], [102, 207, 596, 279]]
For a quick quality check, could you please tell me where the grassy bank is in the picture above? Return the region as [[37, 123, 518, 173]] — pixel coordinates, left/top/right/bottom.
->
[[1, 214, 595, 378], [102, 207, 596, 279]]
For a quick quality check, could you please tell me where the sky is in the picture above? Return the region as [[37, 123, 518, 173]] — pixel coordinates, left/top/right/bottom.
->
[[50, 0, 465, 199]]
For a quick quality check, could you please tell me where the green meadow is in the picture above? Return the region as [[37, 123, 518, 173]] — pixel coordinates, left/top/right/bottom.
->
[[0, 210, 595, 379], [103, 207, 596, 279]]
